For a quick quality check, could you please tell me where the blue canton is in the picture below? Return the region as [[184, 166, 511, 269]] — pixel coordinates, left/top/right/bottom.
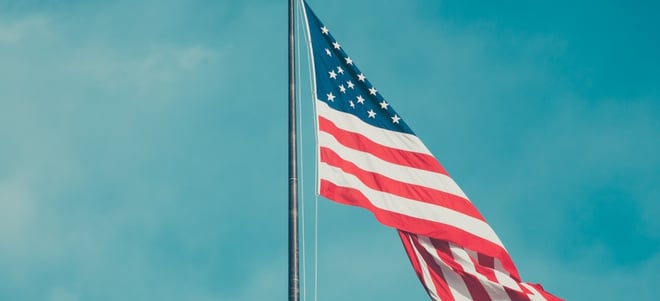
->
[[304, 2, 414, 135]]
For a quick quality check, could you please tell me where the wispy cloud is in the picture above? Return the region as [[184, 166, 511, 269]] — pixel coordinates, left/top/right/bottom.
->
[[0, 14, 50, 43]]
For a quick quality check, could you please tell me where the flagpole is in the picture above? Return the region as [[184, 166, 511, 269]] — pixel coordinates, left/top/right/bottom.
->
[[287, 0, 299, 300]]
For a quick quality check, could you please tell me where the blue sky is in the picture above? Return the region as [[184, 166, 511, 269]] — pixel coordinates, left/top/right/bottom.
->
[[0, 0, 658, 300]]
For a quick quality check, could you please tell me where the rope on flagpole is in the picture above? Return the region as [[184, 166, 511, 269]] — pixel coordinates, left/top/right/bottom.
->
[[296, 0, 319, 301], [297, 1, 320, 300], [294, 0, 307, 299]]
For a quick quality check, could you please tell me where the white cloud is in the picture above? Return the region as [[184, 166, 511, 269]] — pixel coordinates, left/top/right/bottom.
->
[[177, 45, 219, 70], [62, 45, 222, 87], [0, 14, 50, 43], [0, 174, 34, 254], [0, 12, 224, 93], [49, 287, 80, 301]]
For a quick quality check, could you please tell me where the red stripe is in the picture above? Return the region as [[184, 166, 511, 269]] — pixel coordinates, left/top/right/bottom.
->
[[436, 242, 499, 287], [318, 116, 448, 175], [462, 274, 493, 301], [431, 240, 493, 301], [519, 284, 533, 296], [473, 254, 498, 283], [409, 234, 537, 301], [435, 241, 531, 301], [504, 287, 533, 301], [411, 234, 494, 301], [398, 231, 447, 301], [478, 253, 496, 269], [320, 147, 485, 221], [320, 179, 520, 280], [398, 231, 424, 282], [404, 232, 455, 301]]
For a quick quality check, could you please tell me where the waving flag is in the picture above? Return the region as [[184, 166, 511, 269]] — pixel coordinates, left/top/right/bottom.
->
[[302, 1, 561, 300]]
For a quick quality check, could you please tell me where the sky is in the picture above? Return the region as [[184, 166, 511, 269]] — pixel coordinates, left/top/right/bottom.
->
[[0, 0, 658, 300]]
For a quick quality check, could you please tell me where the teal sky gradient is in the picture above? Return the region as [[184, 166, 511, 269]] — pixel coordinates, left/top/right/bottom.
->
[[1, 0, 658, 300]]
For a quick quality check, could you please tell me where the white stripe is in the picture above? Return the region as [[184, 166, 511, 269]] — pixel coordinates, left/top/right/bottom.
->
[[320, 162, 504, 246], [493, 257, 508, 275], [493, 258, 524, 292], [318, 130, 469, 200], [449, 244, 511, 301], [482, 282, 511, 301], [466, 248, 527, 295], [494, 270, 524, 293], [317, 100, 433, 155], [457, 245, 524, 295], [450, 244, 479, 275], [418, 235, 472, 301], [407, 233, 441, 301]]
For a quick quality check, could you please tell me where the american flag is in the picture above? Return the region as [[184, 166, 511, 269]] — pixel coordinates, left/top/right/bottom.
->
[[302, 2, 562, 301]]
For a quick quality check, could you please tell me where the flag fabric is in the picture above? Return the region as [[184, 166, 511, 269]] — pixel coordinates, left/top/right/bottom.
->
[[302, 1, 562, 300]]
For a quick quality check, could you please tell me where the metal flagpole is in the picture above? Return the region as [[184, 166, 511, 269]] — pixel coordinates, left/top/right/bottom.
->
[[287, 0, 299, 300]]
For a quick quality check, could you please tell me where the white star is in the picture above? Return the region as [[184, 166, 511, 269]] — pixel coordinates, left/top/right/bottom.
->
[[349, 100, 355, 108], [339, 84, 346, 93], [325, 48, 332, 56], [327, 92, 335, 102], [379, 100, 389, 110], [357, 73, 366, 82], [329, 70, 337, 79], [337, 66, 344, 74], [346, 80, 355, 89], [367, 109, 376, 118], [321, 26, 329, 34], [369, 87, 378, 95], [356, 95, 365, 104], [345, 57, 353, 65], [391, 114, 400, 124], [332, 41, 341, 49]]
